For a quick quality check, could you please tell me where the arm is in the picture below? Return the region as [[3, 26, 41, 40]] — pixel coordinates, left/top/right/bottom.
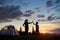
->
[[23, 24, 25, 26], [28, 22, 33, 24], [33, 22, 36, 25]]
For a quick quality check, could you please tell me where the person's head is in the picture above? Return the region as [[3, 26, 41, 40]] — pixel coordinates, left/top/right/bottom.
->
[[36, 22, 38, 24], [25, 19, 28, 22]]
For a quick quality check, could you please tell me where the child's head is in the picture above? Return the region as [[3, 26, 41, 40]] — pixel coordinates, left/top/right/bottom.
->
[[36, 22, 38, 24]]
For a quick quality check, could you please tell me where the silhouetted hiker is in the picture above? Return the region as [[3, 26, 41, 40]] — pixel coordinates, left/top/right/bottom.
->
[[23, 19, 33, 34], [33, 22, 39, 32]]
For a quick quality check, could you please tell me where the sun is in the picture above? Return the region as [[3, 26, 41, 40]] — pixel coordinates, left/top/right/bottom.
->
[[42, 32, 46, 34], [42, 31, 46, 34]]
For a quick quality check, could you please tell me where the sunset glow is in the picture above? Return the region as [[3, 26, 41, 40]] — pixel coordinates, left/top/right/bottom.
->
[[41, 31, 47, 34]]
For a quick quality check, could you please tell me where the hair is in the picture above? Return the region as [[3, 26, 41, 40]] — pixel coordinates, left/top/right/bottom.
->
[[25, 19, 28, 22]]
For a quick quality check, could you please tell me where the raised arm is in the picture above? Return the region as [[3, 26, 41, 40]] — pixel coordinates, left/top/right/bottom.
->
[[33, 22, 36, 25], [28, 22, 33, 24]]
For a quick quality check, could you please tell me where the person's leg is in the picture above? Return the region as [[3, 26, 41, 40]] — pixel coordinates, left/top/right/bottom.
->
[[25, 27, 27, 33], [36, 28, 37, 32], [25, 27, 28, 34], [26, 27, 28, 34], [36, 28, 39, 32]]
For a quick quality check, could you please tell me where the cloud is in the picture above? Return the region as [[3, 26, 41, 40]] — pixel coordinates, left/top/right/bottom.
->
[[37, 14, 45, 18], [0, 6, 35, 22], [23, 10, 35, 17], [46, 0, 55, 13], [55, 6, 60, 12], [56, 17, 60, 19], [49, 28, 60, 34], [47, 16, 57, 21], [55, 0, 60, 4], [46, 0, 54, 7], [37, 14, 60, 21], [0, 19, 12, 23], [35, 7, 40, 9], [23, 14, 31, 17], [22, 3, 29, 7], [46, 0, 60, 13], [47, 14, 56, 21], [47, 0, 60, 12], [37, 19, 47, 21], [0, 0, 4, 5], [25, 10, 35, 14], [0, 5, 23, 22], [47, 14, 60, 21], [47, 8, 51, 13], [35, 7, 40, 12]]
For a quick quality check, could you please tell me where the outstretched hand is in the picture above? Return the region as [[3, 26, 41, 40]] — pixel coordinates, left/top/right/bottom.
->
[[32, 21, 34, 23], [32, 21, 33, 23]]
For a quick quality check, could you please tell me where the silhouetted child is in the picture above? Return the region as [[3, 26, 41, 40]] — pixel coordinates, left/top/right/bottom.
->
[[33, 22, 39, 32], [23, 19, 32, 34]]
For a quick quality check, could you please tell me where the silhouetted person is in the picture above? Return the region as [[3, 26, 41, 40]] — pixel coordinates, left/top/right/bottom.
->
[[23, 19, 32, 34], [33, 22, 39, 32]]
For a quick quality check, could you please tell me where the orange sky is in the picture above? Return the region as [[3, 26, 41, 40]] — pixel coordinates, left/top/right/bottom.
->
[[0, 20, 60, 34]]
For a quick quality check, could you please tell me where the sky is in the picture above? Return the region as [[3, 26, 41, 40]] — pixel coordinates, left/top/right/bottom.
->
[[0, 0, 60, 34]]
